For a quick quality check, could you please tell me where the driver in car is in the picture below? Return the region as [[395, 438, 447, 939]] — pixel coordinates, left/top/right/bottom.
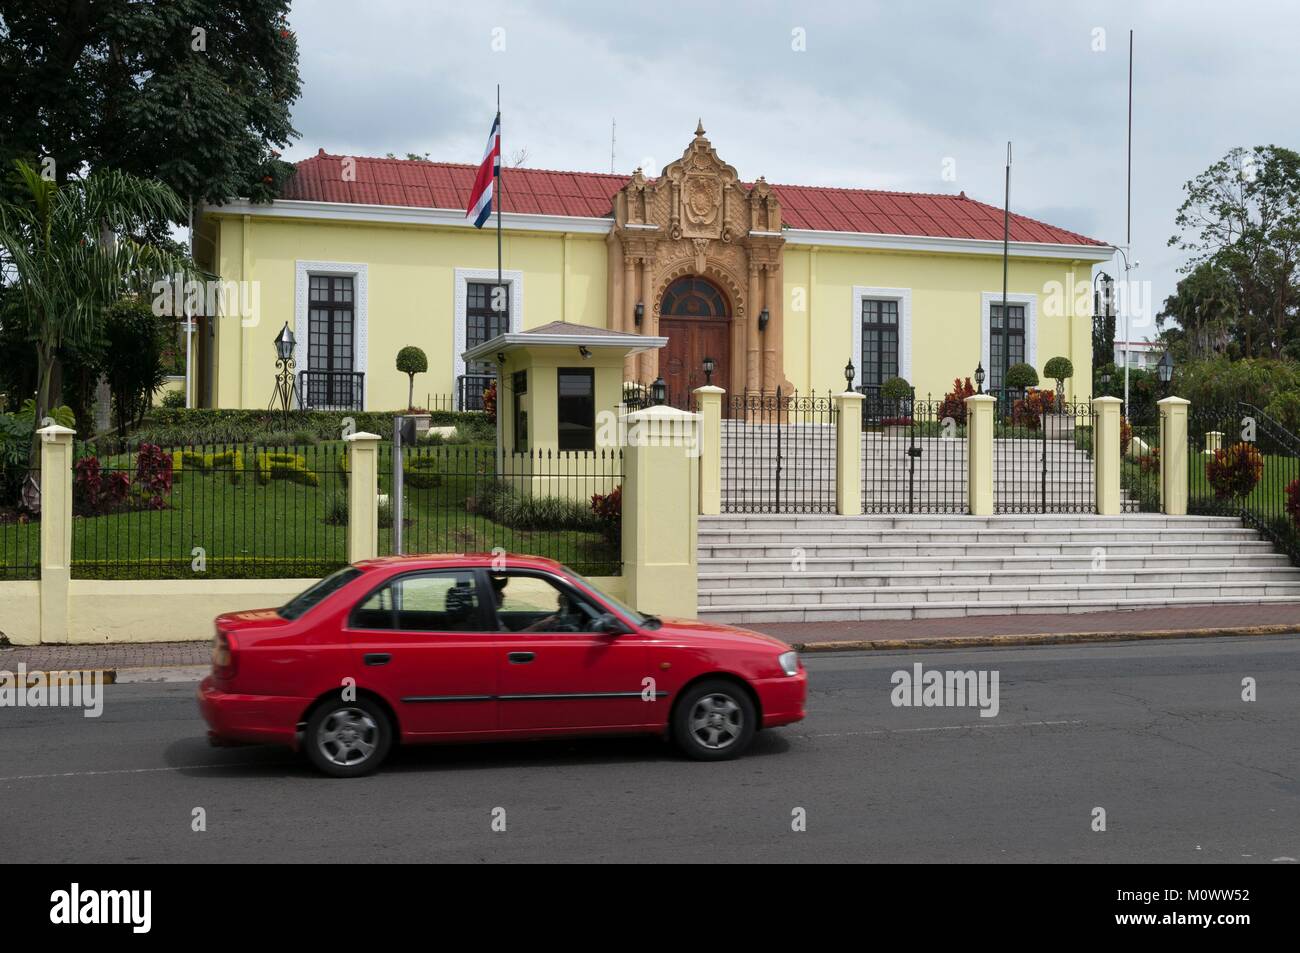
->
[[490, 576, 586, 632]]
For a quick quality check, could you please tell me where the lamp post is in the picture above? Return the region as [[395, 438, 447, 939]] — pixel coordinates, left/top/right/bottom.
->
[[634, 301, 644, 328], [844, 359, 856, 392], [702, 355, 715, 386], [270, 321, 297, 429], [651, 376, 666, 406], [974, 361, 986, 395], [1157, 350, 1174, 397]]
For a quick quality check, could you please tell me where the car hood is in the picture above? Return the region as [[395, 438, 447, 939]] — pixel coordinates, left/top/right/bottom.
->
[[645, 616, 793, 651]]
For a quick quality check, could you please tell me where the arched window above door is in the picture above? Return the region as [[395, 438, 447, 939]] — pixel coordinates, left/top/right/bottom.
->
[[660, 276, 728, 318]]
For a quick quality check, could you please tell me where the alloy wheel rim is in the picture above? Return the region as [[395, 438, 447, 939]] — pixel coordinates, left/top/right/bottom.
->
[[689, 693, 743, 749], [317, 707, 379, 766]]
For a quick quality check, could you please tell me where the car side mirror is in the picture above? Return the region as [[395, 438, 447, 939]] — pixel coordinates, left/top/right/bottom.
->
[[591, 612, 628, 635]]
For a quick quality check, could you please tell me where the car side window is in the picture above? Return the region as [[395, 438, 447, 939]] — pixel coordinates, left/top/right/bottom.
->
[[487, 572, 601, 633], [350, 570, 485, 633]]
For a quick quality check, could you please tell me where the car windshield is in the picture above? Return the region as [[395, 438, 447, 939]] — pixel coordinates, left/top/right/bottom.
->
[[561, 565, 649, 627], [279, 567, 363, 621]]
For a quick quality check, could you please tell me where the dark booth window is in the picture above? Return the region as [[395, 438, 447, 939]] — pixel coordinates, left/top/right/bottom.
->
[[557, 368, 595, 451]]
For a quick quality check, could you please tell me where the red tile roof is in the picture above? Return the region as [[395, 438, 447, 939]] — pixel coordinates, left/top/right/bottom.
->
[[279, 149, 1106, 247]]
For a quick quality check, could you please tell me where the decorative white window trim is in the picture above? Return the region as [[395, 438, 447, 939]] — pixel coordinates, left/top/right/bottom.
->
[[454, 267, 524, 408], [294, 260, 369, 408], [851, 286, 912, 385], [980, 291, 1038, 381]]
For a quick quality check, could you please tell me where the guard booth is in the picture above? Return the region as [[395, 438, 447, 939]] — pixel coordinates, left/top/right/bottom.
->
[[462, 321, 667, 500]]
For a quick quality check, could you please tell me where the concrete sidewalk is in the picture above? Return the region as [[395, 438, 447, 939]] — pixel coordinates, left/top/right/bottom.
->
[[2, 603, 1298, 672]]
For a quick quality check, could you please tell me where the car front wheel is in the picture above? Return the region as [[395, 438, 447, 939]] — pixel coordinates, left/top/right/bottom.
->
[[672, 680, 756, 761], [304, 696, 392, 778]]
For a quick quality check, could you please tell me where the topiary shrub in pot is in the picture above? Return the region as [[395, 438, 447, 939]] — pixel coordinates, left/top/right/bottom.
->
[[879, 377, 914, 430], [1041, 356, 1076, 438]]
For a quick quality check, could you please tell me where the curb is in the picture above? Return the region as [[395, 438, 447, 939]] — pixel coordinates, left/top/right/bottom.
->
[[792, 624, 1300, 653], [2, 668, 118, 685]]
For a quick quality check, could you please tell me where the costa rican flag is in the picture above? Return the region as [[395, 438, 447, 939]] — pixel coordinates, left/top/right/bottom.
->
[[465, 113, 501, 228]]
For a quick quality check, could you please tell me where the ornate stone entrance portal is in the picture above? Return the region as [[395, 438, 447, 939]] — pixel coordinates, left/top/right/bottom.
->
[[607, 122, 791, 398]]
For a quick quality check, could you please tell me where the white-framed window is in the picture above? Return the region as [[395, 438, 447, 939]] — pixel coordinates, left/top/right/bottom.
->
[[980, 291, 1037, 394], [454, 267, 523, 409], [851, 286, 911, 393], [294, 260, 368, 409]]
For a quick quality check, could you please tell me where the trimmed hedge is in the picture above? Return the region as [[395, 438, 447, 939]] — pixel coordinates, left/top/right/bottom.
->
[[172, 449, 244, 484], [255, 451, 319, 486], [119, 407, 494, 449], [71, 557, 346, 580], [404, 455, 442, 489]]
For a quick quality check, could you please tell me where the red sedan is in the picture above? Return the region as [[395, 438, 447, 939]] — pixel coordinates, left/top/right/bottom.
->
[[198, 554, 807, 776]]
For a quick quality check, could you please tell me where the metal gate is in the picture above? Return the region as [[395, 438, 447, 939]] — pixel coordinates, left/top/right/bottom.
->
[[861, 393, 966, 513], [721, 389, 837, 513], [993, 397, 1098, 513]]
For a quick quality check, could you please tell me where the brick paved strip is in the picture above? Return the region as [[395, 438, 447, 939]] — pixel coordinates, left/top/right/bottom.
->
[[750, 603, 1300, 646]]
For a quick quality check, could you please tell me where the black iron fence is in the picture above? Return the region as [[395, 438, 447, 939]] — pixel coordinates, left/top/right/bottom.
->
[[70, 443, 349, 579], [1122, 403, 1162, 512], [0, 467, 39, 580], [1189, 402, 1300, 564], [722, 389, 837, 514], [861, 394, 966, 514], [381, 445, 623, 576], [298, 370, 364, 411], [993, 398, 1098, 514]]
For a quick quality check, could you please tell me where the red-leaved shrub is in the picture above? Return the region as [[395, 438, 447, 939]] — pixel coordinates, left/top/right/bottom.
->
[[590, 485, 621, 546], [1205, 442, 1264, 499], [937, 377, 976, 425]]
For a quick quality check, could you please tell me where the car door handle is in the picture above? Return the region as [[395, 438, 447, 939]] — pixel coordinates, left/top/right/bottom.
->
[[364, 653, 392, 666], [507, 651, 535, 664]]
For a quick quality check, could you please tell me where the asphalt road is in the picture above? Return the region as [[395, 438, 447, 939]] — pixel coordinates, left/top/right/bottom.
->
[[3, 636, 1299, 863]]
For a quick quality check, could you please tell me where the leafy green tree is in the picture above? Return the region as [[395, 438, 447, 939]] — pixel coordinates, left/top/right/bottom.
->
[[1157, 258, 1241, 361], [0, 160, 195, 509], [1169, 145, 1300, 358], [396, 346, 429, 412], [0, 0, 301, 208], [102, 297, 167, 438]]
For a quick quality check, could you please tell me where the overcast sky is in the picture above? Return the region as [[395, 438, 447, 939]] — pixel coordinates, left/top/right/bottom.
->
[[282, 0, 1300, 343]]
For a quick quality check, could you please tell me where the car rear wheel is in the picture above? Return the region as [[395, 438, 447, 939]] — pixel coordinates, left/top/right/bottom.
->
[[304, 696, 392, 778], [672, 680, 756, 761]]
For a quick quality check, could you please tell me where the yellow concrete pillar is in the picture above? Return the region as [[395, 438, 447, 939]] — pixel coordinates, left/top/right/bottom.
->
[[622, 406, 699, 619], [694, 385, 724, 516], [345, 432, 382, 562], [1205, 431, 1223, 455], [965, 395, 996, 516], [1159, 397, 1190, 516], [833, 391, 863, 516], [38, 424, 75, 644], [1092, 396, 1123, 515]]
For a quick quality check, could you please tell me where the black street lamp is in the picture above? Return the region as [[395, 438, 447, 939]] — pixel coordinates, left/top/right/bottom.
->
[[269, 321, 297, 428], [974, 361, 986, 395], [844, 359, 856, 391], [757, 308, 769, 332], [1157, 351, 1174, 394], [634, 301, 644, 327], [702, 355, 715, 386], [651, 376, 667, 406]]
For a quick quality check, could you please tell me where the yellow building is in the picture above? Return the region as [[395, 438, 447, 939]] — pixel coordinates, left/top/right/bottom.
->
[[193, 123, 1112, 412]]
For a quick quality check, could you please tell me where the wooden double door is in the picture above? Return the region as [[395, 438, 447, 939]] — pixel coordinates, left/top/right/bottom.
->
[[659, 317, 730, 408]]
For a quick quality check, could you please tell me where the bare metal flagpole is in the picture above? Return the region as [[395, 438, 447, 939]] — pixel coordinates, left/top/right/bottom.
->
[[1001, 141, 1011, 405], [1123, 30, 1133, 415], [496, 84, 503, 290]]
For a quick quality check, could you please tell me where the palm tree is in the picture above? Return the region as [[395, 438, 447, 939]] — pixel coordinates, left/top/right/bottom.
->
[[0, 159, 198, 510]]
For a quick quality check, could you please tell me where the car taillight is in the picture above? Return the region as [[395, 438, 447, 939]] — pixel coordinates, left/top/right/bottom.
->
[[212, 630, 236, 678]]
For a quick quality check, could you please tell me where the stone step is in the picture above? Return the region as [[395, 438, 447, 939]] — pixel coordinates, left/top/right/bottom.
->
[[698, 579, 1300, 606], [697, 594, 1300, 624], [698, 527, 1259, 545], [698, 540, 1274, 559], [699, 565, 1300, 590], [698, 552, 1289, 573], [699, 514, 1236, 530]]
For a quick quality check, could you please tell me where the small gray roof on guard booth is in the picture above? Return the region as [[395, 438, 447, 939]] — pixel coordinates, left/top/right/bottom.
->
[[462, 321, 667, 363]]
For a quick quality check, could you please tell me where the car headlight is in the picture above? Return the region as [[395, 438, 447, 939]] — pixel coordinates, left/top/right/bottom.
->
[[778, 651, 800, 676]]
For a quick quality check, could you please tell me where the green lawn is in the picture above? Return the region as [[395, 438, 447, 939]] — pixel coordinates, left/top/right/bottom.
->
[[0, 440, 619, 580]]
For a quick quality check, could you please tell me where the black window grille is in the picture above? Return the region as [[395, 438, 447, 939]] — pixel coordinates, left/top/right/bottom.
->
[[860, 299, 899, 394], [466, 281, 510, 376], [989, 303, 1026, 394]]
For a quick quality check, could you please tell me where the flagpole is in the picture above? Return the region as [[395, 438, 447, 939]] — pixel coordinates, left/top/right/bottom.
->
[[496, 84, 502, 290]]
